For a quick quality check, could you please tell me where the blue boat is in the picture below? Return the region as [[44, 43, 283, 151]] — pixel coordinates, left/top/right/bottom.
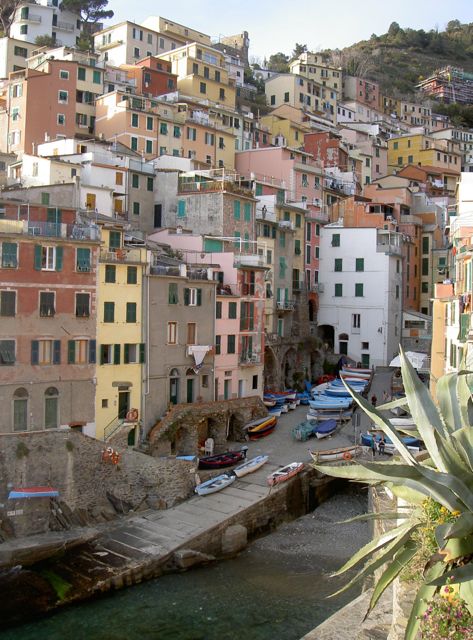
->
[[361, 433, 421, 448], [314, 419, 337, 439]]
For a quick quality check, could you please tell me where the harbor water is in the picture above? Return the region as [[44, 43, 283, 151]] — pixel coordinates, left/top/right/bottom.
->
[[0, 488, 369, 640]]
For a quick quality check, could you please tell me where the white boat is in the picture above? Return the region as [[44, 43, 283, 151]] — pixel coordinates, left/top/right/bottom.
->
[[280, 404, 289, 413], [233, 455, 269, 478], [389, 417, 416, 429], [287, 401, 297, 410], [195, 473, 235, 496], [267, 462, 304, 486], [309, 445, 361, 463], [268, 407, 282, 418]]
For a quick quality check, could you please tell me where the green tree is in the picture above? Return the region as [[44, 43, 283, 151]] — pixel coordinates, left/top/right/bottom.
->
[[267, 52, 290, 73], [60, 0, 113, 29], [312, 347, 473, 639], [292, 43, 307, 59], [387, 21, 401, 37], [35, 35, 57, 47], [0, 0, 22, 37]]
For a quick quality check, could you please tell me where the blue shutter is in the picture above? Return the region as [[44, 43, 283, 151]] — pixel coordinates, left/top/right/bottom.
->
[[53, 340, 61, 364], [89, 339, 96, 364], [31, 340, 39, 364]]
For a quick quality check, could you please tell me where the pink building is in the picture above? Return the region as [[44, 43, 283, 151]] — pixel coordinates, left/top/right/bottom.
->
[[149, 229, 266, 400]]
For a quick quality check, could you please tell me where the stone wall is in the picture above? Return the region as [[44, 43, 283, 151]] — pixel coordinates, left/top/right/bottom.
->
[[148, 396, 267, 456], [0, 430, 196, 539]]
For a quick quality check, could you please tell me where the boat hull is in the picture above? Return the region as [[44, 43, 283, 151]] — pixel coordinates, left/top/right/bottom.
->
[[267, 462, 304, 486], [309, 445, 360, 463], [233, 455, 269, 478], [195, 474, 235, 495], [198, 450, 246, 470]]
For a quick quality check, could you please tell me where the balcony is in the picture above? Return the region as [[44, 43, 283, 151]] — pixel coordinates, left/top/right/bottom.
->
[[265, 332, 280, 344], [0, 219, 100, 240], [99, 247, 144, 263], [21, 14, 41, 23], [233, 254, 264, 268], [376, 230, 402, 257], [240, 353, 262, 366], [239, 282, 256, 296], [292, 280, 304, 292], [97, 39, 123, 51], [276, 300, 295, 311]]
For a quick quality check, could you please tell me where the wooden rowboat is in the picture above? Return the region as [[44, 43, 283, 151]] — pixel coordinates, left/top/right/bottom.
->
[[233, 455, 269, 478], [198, 448, 247, 470], [267, 462, 304, 486], [195, 473, 235, 496], [309, 445, 360, 463]]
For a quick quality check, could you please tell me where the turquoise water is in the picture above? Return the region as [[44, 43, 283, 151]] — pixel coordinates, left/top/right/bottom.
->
[[1, 492, 367, 640]]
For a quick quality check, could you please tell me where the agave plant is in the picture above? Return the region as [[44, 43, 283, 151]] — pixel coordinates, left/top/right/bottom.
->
[[312, 346, 473, 639]]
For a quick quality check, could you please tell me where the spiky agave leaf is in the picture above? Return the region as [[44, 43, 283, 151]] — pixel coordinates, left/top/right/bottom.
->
[[436, 372, 463, 433], [404, 562, 446, 640]]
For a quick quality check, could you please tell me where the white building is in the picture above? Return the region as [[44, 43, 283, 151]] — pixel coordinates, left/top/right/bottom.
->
[[317, 224, 403, 367], [10, 0, 80, 48]]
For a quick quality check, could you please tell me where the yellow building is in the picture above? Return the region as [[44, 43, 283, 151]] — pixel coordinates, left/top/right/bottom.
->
[[158, 43, 236, 109], [289, 52, 342, 93], [260, 111, 310, 148], [387, 133, 462, 176], [95, 223, 148, 442]]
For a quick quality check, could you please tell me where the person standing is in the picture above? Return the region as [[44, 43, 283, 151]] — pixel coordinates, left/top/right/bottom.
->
[[371, 394, 377, 407]]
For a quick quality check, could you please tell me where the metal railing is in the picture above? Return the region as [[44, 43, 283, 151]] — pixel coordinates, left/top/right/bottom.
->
[[276, 300, 295, 311], [0, 219, 100, 240], [103, 416, 124, 441], [99, 247, 144, 263]]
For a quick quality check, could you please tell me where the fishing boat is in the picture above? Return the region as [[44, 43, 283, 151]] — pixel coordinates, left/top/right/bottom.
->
[[342, 366, 372, 375], [296, 391, 311, 405], [309, 398, 352, 410], [324, 387, 353, 397], [360, 433, 421, 454], [8, 486, 59, 499], [195, 473, 235, 496], [248, 421, 276, 440], [309, 445, 361, 463], [244, 415, 277, 431], [292, 420, 318, 441], [314, 419, 337, 439], [306, 409, 352, 422], [267, 462, 304, 486], [198, 447, 248, 470], [268, 406, 283, 418], [280, 403, 289, 413], [340, 369, 371, 380], [389, 417, 416, 430], [233, 455, 269, 478], [263, 398, 277, 408], [287, 401, 297, 410]]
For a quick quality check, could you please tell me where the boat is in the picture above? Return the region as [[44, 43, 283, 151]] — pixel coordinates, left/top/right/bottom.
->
[[280, 404, 289, 413], [268, 406, 282, 418], [287, 401, 297, 410], [248, 422, 276, 440], [309, 398, 352, 410], [244, 416, 276, 431], [324, 388, 353, 398], [389, 417, 416, 429], [8, 486, 59, 499], [233, 455, 269, 478], [340, 369, 371, 380], [309, 445, 361, 463], [263, 398, 276, 408], [267, 462, 304, 486], [292, 419, 318, 441], [314, 419, 337, 439], [198, 448, 248, 470], [360, 433, 421, 454], [195, 473, 235, 496], [342, 366, 372, 375], [296, 391, 311, 405], [265, 390, 297, 401], [306, 409, 352, 422]]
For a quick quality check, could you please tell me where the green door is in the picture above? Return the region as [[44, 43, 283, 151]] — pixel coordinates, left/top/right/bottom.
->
[[118, 391, 129, 419], [170, 376, 179, 405], [186, 378, 194, 403]]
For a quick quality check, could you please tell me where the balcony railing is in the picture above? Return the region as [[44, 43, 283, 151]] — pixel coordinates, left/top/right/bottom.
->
[[233, 254, 264, 268], [276, 300, 295, 311], [0, 219, 100, 240], [99, 247, 144, 263], [292, 280, 305, 292], [57, 21, 75, 32], [23, 14, 42, 23], [240, 353, 262, 366]]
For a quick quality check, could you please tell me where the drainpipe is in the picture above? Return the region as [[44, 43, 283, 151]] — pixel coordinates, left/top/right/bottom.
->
[[141, 255, 150, 442]]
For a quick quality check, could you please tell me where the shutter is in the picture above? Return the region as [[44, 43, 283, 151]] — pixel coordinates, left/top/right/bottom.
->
[[55, 246, 63, 271], [89, 339, 96, 364], [285, 288, 289, 302], [114, 344, 120, 364], [34, 245, 42, 270], [100, 345, 106, 365], [248, 336, 253, 356], [53, 340, 61, 364], [31, 340, 39, 364], [184, 288, 190, 305], [197, 288, 202, 306], [139, 343, 145, 363], [124, 343, 130, 364], [68, 340, 75, 364], [249, 303, 254, 330]]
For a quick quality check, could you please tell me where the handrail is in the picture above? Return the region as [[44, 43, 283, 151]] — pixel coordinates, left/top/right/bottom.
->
[[103, 416, 124, 441]]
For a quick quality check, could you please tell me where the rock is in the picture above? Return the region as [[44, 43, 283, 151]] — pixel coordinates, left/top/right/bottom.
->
[[221, 524, 248, 555], [172, 549, 214, 570]]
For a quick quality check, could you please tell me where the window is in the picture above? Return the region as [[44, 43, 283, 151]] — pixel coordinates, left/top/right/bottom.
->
[[145, 139, 153, 154], [200, 82, 206, 94], [100, 344, 117, 365], [228, 301, 237, 319], [160, 122, 168, 135], [168, 282, 179, 304], [167, 321, 177, 344], [306, 245, 311, 263], [421, 281, 429, 293], [13, 388, 28, 431], [20, 25, 28, 35], [331, 233, 340, 247], [301, 174, 308, 187], [31, 340, 60, 365], [356, 258, 364, 272], [219, 88, 225, 101], [57, 113, 65, 125], [0, 340, 15, 365], [1, 242, 18, 268], [244, 202, 251, 222], [105, 264, 116, 283], [397, 156, 403, 166], [335, 283, 343, 297], [77, 67, 86, 81], [131, 113, 139, 128], [76, 247, 91, 272], [334, 258, 342, 272], [104, 302, 115, 323], [93, 70, 101, 84], [59, 69, 69, 81], [68, 339, 95, 364], [355, 283, 364, 297], [0, 290, 15, 316], [422, 236, 429, 254], [352, 313, 361, 329], [395, 285, 400, 299], [131, 137, 138, 151], [40, 291, 55, 317], [295, 239, 301, 255], [58, 90, 68, 104], [233, 200, 241, 220], [133, 202, 140, 216], [187, 322, 196, 345], [279, 232, 285, 248], [126, 302, 137, 323], [132, 173, 139, 188], [177, 200, 186, 217], [14, 46, 27, 58], [134, 47, 140, 58], [422, 258, 429, 276], [125, 266, 137, 285], [44, 387, 59, 429], [216, 300, 222, 318], [215, 335, 221, 355], [35, 245, 63, 272], [361, 354, 370, 368], [184, 288, 202, 306], [187, 127, 197, 141], [205, 132, 214, 145], [173, 125, 181, 138], [227, 334, 236, 354]]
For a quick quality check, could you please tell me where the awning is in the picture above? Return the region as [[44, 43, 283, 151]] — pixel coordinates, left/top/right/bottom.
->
[[9, 486, 59, 499], [389, 351, 428, 370], [187, 345, 212, 369]]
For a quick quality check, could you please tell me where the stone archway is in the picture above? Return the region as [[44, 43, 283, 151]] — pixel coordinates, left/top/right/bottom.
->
[[318, 325, 334, 351], [264, 346, 279, 390], [228, 413, 242, 441]]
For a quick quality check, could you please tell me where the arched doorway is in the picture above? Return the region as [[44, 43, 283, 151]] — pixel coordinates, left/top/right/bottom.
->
[[169, 368, 180, 405], [317, 325, 334, 351], [44, 387, 59, 429], [339, 333, 349, 356]]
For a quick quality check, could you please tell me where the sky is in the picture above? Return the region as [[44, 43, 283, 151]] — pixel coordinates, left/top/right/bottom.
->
[[108, 0, 472, 61]]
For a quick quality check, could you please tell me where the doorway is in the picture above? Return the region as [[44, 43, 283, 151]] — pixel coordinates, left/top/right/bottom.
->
[[186, 378, 194, 403], [169, 368, 179, 405], [118, 391, 130, 419]]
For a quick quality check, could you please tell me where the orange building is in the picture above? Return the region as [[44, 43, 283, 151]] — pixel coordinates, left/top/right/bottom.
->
[[121, 56, 177, 97]]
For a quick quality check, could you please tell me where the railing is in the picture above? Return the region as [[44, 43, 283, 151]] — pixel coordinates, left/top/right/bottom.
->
[[0, 219, 100, 240], [25, 14, 42, 23], [99, 247, 144, 263], [150, 264, 182, 277], [187, 268, 209, 280], [292, 281, 305, 292], [240, 353, 262, 366], [57, 21, 75, 31], [264, 332, 280, 344], [276, 300, 295, 311], [233, 254, 264, 268], [128, 158, 155, 175], [103, 416, 124, 441]]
